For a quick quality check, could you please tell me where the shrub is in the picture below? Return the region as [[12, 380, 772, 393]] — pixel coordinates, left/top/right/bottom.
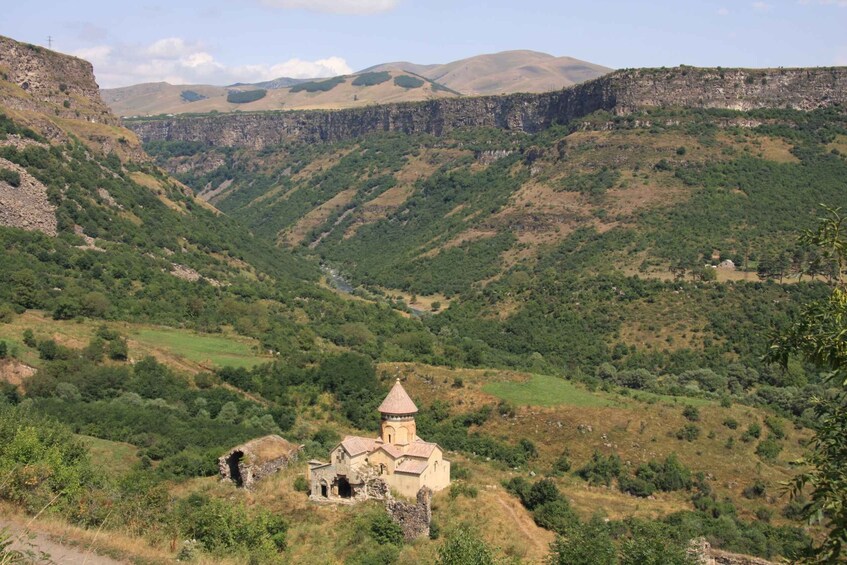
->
[[723, 417, 739, 430], [682, 405, 700, 421], [437, 528, 494, 565], [550, 451, 572, 476], [394, 75, 424, 89], [0, 341, 6, 359], [741, 422, 761, 442], [755, 436, 783, 461], [532, 499, 578, 534], [676, 423, 701, 441], [370, 512, 404, 545], [293, 475, 310, 493], [577, 451, 623, 486], [226, 89, 267, 104], [764, 415, 786, 439], [448, 482, 478, 499], [548, 518, 616, 565], [0, 168, 20, 187], [619, 475, 657, 497], [742, 479, 766, 499]]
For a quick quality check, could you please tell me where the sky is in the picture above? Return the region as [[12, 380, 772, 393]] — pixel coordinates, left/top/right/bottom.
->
[[2, 0, 846, 89]]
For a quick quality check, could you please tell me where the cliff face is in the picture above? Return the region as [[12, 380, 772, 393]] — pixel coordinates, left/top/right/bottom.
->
[[126, 66, 847, 149], [0, 35, 145, 159], [0, 36, 119, 127]]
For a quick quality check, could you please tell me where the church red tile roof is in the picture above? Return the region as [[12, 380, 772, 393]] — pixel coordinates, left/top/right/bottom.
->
[[377, 378, 418, 415], [395, 459, 429, 475], [340, 436, 378, 456]]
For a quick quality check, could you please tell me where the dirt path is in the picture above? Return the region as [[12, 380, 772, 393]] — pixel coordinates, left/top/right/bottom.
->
[[0, 518, 128, 565], [495, 492, 548, 556]]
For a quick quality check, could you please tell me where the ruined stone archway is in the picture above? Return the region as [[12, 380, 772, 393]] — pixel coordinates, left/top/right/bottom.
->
[[226, 450, 244, 487]]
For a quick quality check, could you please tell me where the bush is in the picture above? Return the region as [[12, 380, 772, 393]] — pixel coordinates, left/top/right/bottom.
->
[[742, 479, 766, 499], [550, 451, 572, 476], [437, 528, 494, 565], [723, 417, 739, 430], [532, 499, 578, 534], [548, 518, 616, 565], [369, 512, 404, 545], [742, 422, 761, 442], [577, 451, 623, 486], [755, 436, 783, 461], [394, 75, 424, 89], [293, 475, 310, 493], [0, 341, 7, 359], [226, 89, 267, 104], [0, 167, 20, 187], [676, 423, 701, 441], [682, 405, 700, 421], [619, 475, 657, 497]]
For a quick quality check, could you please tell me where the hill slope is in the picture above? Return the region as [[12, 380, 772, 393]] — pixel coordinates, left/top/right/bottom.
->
[[364, 49, 612, 95], [102, 69, 460, 117], [102, 50, 610, 117]]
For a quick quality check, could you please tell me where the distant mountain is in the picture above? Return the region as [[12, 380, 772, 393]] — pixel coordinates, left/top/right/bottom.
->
[[362, 50, 612, 96], [101, 70, 459, 117], [101, 50, 611, 117]]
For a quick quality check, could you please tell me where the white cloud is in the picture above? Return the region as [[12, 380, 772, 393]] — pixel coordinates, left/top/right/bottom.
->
[[259, 0, 399, 14], [752, 1, 772, 10], [717, 7, 730, 15], [72, 38, 351, 88]]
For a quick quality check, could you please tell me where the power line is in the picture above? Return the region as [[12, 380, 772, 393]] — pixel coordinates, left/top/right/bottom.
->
[[47, 36, 53, 49]]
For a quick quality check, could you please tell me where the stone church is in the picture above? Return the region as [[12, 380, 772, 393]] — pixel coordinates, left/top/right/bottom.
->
[[308, 378, 451, 501]]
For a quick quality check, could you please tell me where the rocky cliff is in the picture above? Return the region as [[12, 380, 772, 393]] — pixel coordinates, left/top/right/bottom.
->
[[0, 35, 144, 159], [126, 66, 847, 149]]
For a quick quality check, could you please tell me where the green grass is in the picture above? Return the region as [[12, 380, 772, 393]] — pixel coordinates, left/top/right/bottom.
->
[[484, 374, 715, 409], [131, 327, 267, 369], [484, 374, 617, 407], [77, 435, 139, 474]]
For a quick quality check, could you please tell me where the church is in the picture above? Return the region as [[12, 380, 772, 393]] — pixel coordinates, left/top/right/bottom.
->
[[308, 378, 451, 501]]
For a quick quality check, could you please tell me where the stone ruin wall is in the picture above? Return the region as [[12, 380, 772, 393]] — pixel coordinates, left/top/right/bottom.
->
[[385, 487, 432, 541]]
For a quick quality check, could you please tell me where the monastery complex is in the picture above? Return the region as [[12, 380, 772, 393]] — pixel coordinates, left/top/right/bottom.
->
[[309, 379, 450, 501]]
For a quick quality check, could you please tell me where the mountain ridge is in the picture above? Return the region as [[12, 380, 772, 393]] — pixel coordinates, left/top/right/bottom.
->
[[125, 65, 847, 150]]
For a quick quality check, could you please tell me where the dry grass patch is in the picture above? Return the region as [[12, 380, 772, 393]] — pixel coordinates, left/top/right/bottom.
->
[[280, 188, 356, 246]]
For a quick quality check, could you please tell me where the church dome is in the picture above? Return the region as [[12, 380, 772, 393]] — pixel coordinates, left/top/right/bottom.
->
[[378, 378, 418, 415]]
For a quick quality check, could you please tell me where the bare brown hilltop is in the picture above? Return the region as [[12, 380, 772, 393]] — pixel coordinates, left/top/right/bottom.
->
[[126, 65, 847, 150]]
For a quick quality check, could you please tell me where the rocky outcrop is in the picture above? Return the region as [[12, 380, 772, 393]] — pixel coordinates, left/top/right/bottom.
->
[[0, 34, 146, 160], [126, 66, 847, 150], [688, 538, 777, 565], [0, 35, 118, 127], [0, 153, 57, 236]]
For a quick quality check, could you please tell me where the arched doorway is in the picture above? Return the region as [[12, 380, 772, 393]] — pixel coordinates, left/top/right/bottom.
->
[[226, 451, 244, 487], [337, 476, 352, 498]]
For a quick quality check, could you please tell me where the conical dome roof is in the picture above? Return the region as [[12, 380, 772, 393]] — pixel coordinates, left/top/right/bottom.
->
[[378, 378, 418, 415]]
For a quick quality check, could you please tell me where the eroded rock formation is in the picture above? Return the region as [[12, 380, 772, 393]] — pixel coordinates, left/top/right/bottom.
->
[[126, 66, 847, 150]]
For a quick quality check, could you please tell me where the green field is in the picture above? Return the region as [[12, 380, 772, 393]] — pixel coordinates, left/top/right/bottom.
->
[[77, 435, 139, 474], [484, 374, 618, 407], [131, 327, 267, 369]]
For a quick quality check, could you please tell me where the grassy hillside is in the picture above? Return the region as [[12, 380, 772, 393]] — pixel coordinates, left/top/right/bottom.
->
[[102, 70, 459, 117]]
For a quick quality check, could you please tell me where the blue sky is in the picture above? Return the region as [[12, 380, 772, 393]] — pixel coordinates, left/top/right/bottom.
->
[[2, 0, 845, 88]]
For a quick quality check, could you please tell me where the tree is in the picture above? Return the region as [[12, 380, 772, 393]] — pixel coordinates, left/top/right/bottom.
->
[[547, 517, 616, 565], [767, 206, 847, 563], [437, 528, 494, 565]]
